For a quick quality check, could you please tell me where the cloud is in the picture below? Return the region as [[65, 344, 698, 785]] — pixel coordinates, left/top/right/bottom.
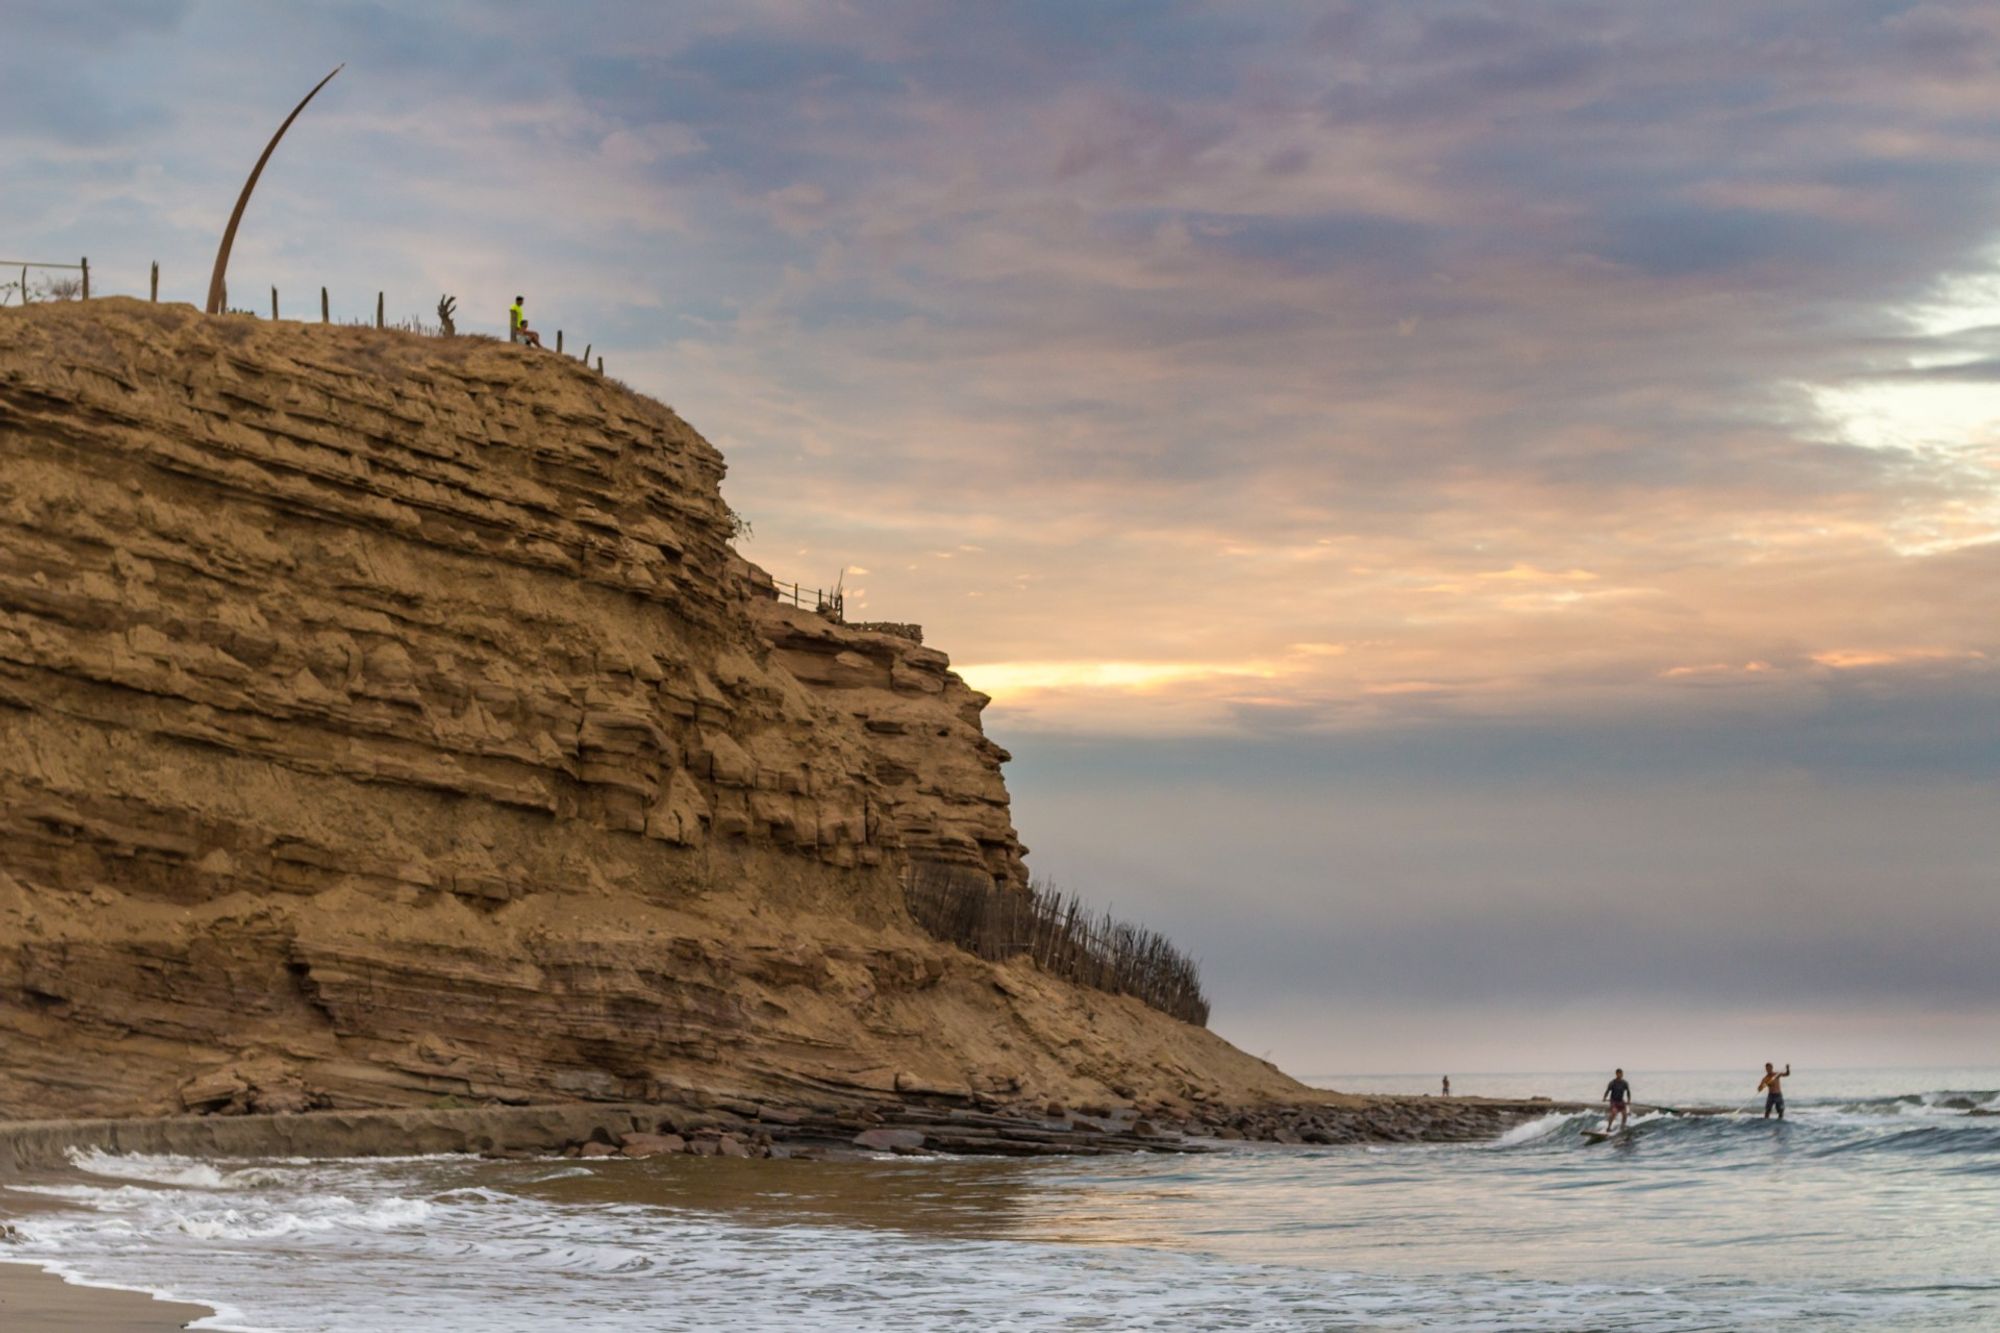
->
[[10, 0, 2000, 1068]]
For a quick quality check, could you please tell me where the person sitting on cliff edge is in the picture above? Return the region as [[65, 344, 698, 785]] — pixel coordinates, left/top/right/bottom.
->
[[509, 295, 542, 349]]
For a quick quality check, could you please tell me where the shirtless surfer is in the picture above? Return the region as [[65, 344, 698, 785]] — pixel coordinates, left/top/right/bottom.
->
[[1603, 1068, 1632, 1131], [1758, 1062, 1791, 1120]]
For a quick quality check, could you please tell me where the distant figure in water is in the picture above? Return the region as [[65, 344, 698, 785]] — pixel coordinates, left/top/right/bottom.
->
[[1759, 1062, 1791, 1119], [1604, 1068, 1631, 1131], [1442, 1075, 1451, 1097]]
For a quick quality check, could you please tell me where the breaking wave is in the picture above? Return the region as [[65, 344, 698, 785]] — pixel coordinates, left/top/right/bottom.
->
[[1484, 1087, 2000, 1168]]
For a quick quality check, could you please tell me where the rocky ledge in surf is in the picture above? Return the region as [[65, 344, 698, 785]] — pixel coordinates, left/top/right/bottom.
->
[[2, 1093, 1579, 1178], [1200, 1096, 1574, 1145], [561, 1094, 1574, 1159], [569, 1100, 1208, 1161]]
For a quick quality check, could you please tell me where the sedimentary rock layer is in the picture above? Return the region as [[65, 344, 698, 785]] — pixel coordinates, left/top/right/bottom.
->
[[0, 300, 1300, 1121], [0, 1096, 1575, 1178]]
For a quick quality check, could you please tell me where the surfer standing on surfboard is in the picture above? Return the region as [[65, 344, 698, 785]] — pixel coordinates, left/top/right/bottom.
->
[[1604, 1069, 1632, 1131], [1759, 1062, 1791, 1119]]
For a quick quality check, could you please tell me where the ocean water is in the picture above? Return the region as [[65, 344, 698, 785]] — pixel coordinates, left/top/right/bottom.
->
[[4, 1067, 1998, 1331]]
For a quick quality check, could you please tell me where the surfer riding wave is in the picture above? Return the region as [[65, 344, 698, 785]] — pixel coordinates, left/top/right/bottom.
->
[[1604, 1069, 1632, 1132], [1759, 1063, 1791, 1120]]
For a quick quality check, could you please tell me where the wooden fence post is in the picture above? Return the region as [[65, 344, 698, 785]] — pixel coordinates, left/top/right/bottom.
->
[[321, 287, 329, 323], [556, 330, 563, 354], [80, 257, 89, 300], [20, 266, 28, 304], [597, 356, 604, 374], [271, 286, 279, 320], [375, 292, 384, 329], [150, 262, 159, 303], [582, 343, 590, 365]]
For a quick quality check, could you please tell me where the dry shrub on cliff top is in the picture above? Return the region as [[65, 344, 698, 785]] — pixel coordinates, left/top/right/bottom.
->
[[1, 275, 83, 305], [904, 864, 1211, 1027]]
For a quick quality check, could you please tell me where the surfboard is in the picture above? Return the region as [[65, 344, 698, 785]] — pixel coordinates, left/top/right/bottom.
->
[[1579, 1127, 1629, 1143]]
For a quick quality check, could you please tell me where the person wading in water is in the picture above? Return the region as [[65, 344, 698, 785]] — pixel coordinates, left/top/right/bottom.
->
[[1603, 1069, 1632, 1132], [1758, 1062, 1791, 1120]]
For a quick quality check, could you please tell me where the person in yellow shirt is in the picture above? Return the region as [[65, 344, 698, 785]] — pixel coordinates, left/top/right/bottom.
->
[[509, 295, 543, 349], [512, 294, 544, 348]]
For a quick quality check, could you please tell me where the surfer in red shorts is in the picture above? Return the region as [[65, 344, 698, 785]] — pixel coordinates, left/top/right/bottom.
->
[[1604, 1069, 1631, 1131]]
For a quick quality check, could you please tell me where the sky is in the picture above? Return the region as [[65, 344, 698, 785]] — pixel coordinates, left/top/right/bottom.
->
[[7, 0, 1998, 1078]]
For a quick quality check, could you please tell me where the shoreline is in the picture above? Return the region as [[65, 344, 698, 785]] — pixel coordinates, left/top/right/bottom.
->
[[0, 1260, 216, 1332]]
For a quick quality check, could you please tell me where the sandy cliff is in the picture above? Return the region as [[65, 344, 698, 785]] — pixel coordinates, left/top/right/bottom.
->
[[0, 299, 1304, 1122]]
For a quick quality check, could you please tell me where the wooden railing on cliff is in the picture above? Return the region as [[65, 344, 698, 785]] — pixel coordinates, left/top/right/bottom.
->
[[772, 578, 844, 622], [904, 863, 1212, 1027]]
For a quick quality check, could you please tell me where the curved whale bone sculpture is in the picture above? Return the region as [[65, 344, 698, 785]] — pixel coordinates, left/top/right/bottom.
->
[[204, 64, 345, 317], [437, 294, 457, 336]]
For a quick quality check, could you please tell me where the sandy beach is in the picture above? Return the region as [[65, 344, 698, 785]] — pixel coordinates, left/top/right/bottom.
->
[[0, 1261, 213, 1331], [4, 1184, 215, 1330]]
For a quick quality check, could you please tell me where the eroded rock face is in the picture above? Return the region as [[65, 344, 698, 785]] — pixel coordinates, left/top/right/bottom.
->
[[748, 588, 1027, 892], [0, 301, 1302, 1119]]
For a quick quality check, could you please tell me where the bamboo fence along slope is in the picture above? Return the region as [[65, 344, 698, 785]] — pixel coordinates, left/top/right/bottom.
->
[[904, 864, 1210, 1027]]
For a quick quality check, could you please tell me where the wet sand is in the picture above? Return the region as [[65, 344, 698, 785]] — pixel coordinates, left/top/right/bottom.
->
[[0, 1261, 214, 1331]]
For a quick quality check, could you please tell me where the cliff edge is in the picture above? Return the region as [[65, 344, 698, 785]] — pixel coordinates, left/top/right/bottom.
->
[[0, 299, 1306, 1122]]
